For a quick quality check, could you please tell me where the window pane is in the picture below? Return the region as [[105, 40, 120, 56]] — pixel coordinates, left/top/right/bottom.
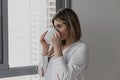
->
[[8, 0, 56, 67], [0, 74, 40, 80]]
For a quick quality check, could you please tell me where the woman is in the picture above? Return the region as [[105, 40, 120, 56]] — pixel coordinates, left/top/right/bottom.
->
[[38, 8, 89, 80]]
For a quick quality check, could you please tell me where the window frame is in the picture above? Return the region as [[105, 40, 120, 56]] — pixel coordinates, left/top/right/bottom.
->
[[56, 0, 71, 10], [0, 0, 1, 64], [0, 0, 71, 78], [0, 0, 9, 70]]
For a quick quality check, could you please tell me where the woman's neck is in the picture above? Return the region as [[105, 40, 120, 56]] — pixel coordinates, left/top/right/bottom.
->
[[61, 42, 72, 51]]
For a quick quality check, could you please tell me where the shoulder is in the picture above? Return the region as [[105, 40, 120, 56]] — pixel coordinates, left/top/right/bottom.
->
[[71, 40, 89, 61], [72, 40, 88, 50], [66, 40, 88, 56], [64, 40, 88, 63], [67, 40, 89, 64]]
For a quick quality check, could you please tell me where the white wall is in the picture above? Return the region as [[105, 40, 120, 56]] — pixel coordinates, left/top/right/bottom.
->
[[72, 0, 120, 80]]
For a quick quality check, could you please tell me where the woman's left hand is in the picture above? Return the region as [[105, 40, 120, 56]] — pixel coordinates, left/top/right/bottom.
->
[[51, 31, 61, 47], [51, 31, 63, 57]]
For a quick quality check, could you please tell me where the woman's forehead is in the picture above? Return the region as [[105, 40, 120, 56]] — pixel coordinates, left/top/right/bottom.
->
[[54, 20, 64, 26], [54, 18, 65, 23]]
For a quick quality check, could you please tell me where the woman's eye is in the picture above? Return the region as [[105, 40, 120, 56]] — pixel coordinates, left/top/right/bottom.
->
[[57, 25, 62, 28]]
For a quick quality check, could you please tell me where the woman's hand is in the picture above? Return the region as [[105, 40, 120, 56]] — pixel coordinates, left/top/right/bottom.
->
[[51, 31, 61, 47], [51, 32, 63, 57], [40, 31, 49, 56]]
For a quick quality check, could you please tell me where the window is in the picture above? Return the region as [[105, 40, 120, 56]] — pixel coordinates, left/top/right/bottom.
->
[[0, 75, 38, 80], [0, 0, 71, 79], [0, 0, 2, 64], [0, 0, 9, 70]]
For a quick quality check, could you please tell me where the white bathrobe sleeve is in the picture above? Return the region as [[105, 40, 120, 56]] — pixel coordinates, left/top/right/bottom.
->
[[53, 44, 89, 80], [38, 55, 48, 79]]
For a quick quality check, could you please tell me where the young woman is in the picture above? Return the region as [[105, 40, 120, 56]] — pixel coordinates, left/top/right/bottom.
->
[[38, 8, 89, 80]]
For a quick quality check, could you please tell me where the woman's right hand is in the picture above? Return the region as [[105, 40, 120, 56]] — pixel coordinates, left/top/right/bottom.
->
[[40, 31, 49, 56]]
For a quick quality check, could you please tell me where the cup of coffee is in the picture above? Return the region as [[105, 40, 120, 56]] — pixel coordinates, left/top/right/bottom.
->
[[44, 28, 58, 45]]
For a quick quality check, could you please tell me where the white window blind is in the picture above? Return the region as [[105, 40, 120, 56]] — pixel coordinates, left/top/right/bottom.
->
[[8, 0, 56, 67], [30, 0, 56, 66], [30, 1, 56, 80], [47, 0, 56, 28], [5, 0, 56, 80]]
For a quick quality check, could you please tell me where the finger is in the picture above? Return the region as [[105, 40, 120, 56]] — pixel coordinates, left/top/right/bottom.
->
[[40, 31, 48, 39], [56, 31, 60, 37], [42, 31, 48, 37], [53, 33, 57, 38], [51, 33, 57, 40]]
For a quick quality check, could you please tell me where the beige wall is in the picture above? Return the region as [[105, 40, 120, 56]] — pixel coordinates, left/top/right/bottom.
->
[[72, 0, 120, 80]]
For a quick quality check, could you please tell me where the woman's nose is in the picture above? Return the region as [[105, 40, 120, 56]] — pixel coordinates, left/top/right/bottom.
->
[[54, 27, 59, 32]]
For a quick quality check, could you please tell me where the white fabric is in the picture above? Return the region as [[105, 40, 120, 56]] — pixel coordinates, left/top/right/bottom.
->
[[38, 40, 89, 80]]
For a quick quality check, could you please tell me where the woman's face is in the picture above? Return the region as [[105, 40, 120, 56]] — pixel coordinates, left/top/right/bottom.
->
[[54, 20, 68, 40]]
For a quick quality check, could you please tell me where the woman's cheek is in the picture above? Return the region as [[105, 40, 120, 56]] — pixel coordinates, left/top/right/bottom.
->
[[62, 33, 66, 39]]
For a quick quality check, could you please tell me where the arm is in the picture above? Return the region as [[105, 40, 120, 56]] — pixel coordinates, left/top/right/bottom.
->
[[38, 54, 48, 78], [38, 31, 50, 79], [54, 44, 89, 80]]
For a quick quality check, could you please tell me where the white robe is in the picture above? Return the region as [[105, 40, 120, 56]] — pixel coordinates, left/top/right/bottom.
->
[[38, 40, 89, 80]]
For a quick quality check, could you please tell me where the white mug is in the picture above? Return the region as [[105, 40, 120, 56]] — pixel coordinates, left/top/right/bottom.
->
[[44, 28, 58, 45]]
